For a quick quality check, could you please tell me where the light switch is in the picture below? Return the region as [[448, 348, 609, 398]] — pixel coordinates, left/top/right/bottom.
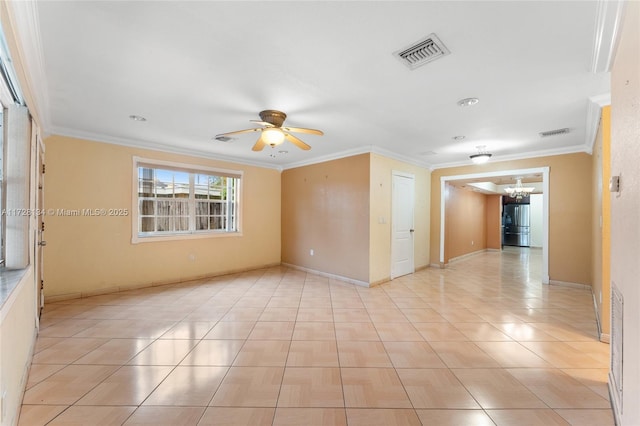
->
[[609, 176, 620, 192]]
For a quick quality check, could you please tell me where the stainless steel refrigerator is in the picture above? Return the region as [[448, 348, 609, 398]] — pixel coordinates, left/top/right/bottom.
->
[[502, 204, 530, 247]]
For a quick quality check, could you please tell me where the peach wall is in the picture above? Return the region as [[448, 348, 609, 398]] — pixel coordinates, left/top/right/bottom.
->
[[444, 185, 487, 261], [281, 154, 370, 283], [431, 153, 593, 285], [43, 135, 281, 298], [486, 195, 502, 249], [369, 154, 430, 284]]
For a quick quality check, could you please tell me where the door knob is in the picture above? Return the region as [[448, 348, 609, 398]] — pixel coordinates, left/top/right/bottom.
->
[[38, 241, 47, 246]]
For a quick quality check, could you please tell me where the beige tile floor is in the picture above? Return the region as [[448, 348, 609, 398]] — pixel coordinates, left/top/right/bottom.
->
[[19, 248, 614, 425]]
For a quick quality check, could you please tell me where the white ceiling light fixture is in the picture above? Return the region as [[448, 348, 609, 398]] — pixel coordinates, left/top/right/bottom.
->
[[469, 145, 492, 164], [505, 178, 535, 200]]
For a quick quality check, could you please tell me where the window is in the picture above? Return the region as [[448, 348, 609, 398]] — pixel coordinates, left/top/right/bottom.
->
[[134, 158, 241, 241], [0, 24, 30, 267]]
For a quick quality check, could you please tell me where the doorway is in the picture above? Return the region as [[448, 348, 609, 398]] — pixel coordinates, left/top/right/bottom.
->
[[440, 167, 550, 283]]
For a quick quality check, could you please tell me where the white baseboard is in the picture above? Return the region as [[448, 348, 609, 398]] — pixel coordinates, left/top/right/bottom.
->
[[280, 263, 370, 287], [548, 279, 591, 290], [448, 249, 490, 263]]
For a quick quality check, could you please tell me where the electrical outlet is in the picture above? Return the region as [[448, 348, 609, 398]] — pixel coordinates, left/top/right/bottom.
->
[[310, 249, 314, 256]]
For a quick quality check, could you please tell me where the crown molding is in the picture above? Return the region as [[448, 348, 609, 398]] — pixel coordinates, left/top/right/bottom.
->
[[431, 144, 591, 170], [281, 145, 433, 171], [281, 146, 373, 170], [369, 146, 433, 169], [585, 93, 612, 153], [50, 125, 594, 174], [49, 126, 283, 171], [591, 0, 626, 73]]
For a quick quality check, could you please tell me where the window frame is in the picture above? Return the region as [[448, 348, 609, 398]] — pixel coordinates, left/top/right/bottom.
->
[[132, 156, 243, 244]]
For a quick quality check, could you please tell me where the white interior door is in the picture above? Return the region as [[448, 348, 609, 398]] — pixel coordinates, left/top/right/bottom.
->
[[391, 172, 415, 279]]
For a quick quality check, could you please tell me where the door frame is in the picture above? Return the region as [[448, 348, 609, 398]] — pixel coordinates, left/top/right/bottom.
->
[[440, 167, 550, 284], [391, 170, 415, 279], [31, 123, 45, 323]]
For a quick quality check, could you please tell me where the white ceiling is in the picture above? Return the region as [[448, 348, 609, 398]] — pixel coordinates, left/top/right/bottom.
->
[[20, 1, 613, 170]]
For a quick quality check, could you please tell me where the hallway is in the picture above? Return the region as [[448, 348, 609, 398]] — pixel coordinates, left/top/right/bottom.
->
[[19, 250, 612, 425]]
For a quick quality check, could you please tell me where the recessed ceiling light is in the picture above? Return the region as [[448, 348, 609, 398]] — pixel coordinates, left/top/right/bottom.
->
[[457, 97, 479, 107], [129, 115, 147, 122], [214, 135, 234, 142], [278, 150, 288, 154], [452, 135, 466, 141]]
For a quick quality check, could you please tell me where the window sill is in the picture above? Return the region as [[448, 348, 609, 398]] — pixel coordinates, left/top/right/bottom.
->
[[132, 231, 243, 244], [0, 266, 30, 311]]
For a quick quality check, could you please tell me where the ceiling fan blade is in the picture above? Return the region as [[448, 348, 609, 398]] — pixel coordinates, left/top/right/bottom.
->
[[215, 127, 261, 137], [282, 126, 324, 136], [252, 135, 267, 151], [249, 120, 275, 127], [285, 133, 311, 150]]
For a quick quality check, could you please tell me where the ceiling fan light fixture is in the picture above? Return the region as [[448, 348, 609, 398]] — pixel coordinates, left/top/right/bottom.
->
[[262, 128, 285, 146], [215, 110, 322, 152]]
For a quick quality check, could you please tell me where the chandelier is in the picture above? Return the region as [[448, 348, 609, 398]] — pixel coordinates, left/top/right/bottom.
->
[[505, 178, 535, 200]]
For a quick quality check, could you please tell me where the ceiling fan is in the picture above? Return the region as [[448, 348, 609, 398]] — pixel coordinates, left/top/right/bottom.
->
[[215, 110, 324, 151]]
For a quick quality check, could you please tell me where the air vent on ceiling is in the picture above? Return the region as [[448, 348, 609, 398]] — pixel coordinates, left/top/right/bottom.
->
[[394, 33, 450, 70], [539, 127, 571, 138]]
